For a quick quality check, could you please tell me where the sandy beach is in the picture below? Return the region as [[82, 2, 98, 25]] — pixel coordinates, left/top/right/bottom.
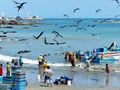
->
[[26, 83, 120, 90]]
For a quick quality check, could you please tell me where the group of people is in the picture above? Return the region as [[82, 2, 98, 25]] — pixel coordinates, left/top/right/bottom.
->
[[0, 56, 23, 77], [54, 75, 73, 85], [38, 54, 54, 87], [0, 62, 11, 77], [12, 56, 23, 67], [64, 50, 91, 67]]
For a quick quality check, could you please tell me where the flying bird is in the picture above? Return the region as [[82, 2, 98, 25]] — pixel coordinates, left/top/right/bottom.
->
[[53, 39, 66, 45], [73, 8, 80, 13], [63, 14, 69, 18], [12, 0, 20, 4], [113, 0, 119, 4], [114, 15, 120, 18], [17, 2, 27, 12], [17, 50, 31, 54], [52, 31, 63, 38], [33, 31, 44, 39], [96, 9, 101, 13], [44, 37, 54, 45], [0, 30, 17, 34]]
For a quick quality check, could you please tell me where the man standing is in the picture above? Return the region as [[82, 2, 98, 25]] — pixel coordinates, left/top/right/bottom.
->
[[6, 62, 10, 77], [19, 56, 23, 67], [44, 66, 53, 86], [38, 55, 44, 68]]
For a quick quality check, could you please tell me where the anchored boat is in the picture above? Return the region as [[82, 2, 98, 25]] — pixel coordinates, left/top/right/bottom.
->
[[91, 47, 120, 63]]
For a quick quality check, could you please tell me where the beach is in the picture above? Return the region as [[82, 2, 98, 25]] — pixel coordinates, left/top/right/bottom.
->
[[0, 18, 120, 90], [26, 83, 120, 90]]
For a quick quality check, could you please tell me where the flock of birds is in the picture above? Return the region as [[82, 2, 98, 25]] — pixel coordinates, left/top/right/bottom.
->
[[0, 0, 120, 55]]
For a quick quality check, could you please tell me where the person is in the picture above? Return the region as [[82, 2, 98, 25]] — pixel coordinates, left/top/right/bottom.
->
[[105, 63, 110, 74], [85, 56, 92, 68], [54, 76, 66, 85], [6, 62, 10, 77], [44, 66, 53, 86], [43, 62, 49, 70], [38, 55, 44, 68], [0, 64, 3, 76], [70, 55, 75, 67], [59, 76, 66, 85], [62, 75, 73, 85], [19, 56, 23, 67], [12, 59, 18, 66]]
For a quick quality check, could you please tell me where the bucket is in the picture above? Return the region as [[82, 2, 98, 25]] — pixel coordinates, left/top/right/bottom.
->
[[37, 74, 40, 82], [67, 80, 71, 86]]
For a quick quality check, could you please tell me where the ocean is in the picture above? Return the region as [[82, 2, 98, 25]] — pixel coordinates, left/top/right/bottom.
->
[[0, 18, 120, 87]]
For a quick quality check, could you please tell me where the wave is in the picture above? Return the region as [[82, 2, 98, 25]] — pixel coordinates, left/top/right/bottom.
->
[[0, 54, 76, 67], [0, 54, 37, 65]]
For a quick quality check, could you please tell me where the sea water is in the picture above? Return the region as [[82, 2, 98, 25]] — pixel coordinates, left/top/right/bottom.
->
[[0, 18, 120, 87]]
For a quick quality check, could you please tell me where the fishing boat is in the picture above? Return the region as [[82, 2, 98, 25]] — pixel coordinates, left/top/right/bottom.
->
[[91, 47, 120, 63]]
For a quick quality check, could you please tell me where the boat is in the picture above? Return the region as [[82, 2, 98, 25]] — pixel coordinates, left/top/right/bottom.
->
[[91, 46, 120, 63]]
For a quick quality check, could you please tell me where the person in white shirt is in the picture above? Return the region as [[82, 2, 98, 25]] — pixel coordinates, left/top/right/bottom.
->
[[44, 66, 53, 86]]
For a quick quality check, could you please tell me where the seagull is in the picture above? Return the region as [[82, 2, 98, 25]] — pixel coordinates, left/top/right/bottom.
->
[[33, 31, 44, 39], [73, 8, 80, 13], [96, 9, 101, 13]]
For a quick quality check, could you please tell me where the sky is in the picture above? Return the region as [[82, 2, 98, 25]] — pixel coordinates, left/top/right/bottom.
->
[[0, 0, 120, 18]]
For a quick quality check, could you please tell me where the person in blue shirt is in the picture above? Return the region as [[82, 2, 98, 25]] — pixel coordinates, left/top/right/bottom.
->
[[19, 56, 23, 67]]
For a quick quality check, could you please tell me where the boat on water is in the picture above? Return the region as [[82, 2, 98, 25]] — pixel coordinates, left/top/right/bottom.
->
[[91, 47, 120, 63], [65, 42, 120, 63]]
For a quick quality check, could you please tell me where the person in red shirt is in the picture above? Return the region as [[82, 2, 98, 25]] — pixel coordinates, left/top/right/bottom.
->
[[0, 64, 3, 76], [105, 63, 110, 74]]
